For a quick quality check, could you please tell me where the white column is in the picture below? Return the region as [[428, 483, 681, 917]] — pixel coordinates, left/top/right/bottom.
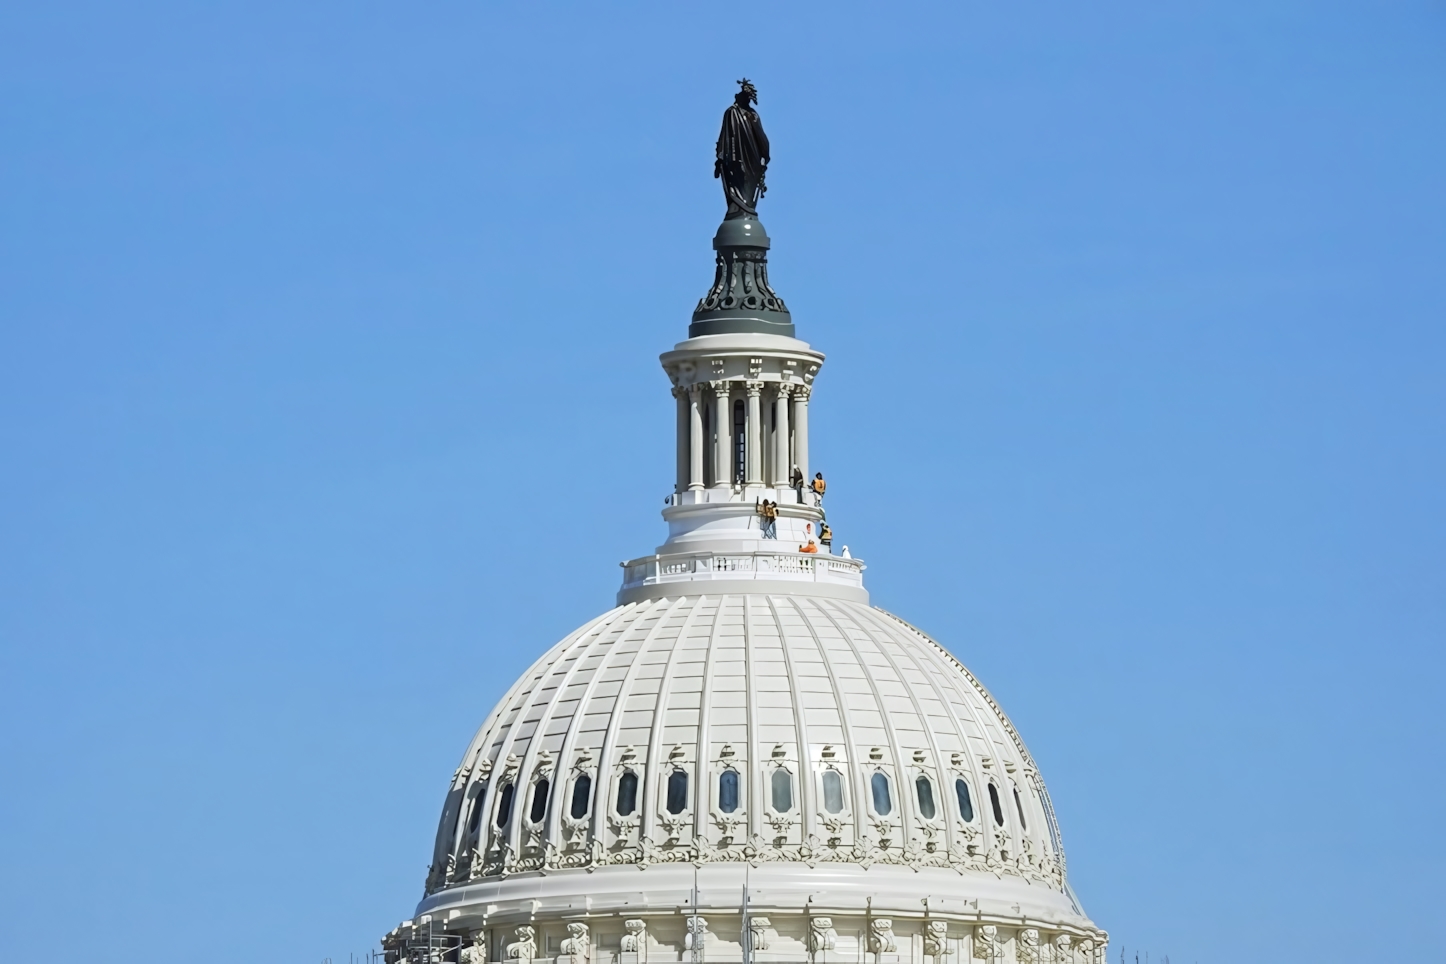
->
[[675, 386, 689, 494], [792, 385, 810, 488], [713, 381, 732, 487], [745, 381, 763, 486], [772, 383, 792, 487], [688, 385, 704, 492]]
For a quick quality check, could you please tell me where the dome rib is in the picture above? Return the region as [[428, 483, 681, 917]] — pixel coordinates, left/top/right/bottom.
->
[[780, 594, 868, 844], [764, 593, 815, 835], [689, 592, 728, 839], [739, 595, 761, 839], [640, 594, 714, 846]]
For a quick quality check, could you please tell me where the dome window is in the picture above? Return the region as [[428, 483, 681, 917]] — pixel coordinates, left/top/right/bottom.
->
[[1013, 786, 1028, 831], [666, 770, 689, 814], [771, 768, 793, 812], [821, 770, 844, 814], [718, 769, 740, 813], [915, 776, 936, 819], [466, 790, 486, 835], [870, 772, 892, 816], [529, 780, 550, 824], [954, 778, 975, 822], [987, 783, 1005, 826], [495, 783, 515, 828], [569, 774, 592, 820], [616, 772, 638, 816]]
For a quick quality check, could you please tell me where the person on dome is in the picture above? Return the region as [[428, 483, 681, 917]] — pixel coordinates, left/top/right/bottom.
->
[[812, 472, 827, 504], [758, 499, 778, 539], [819, 523, 833, 551], [800, 522, 819, 553], [789, 464, 804, 502]]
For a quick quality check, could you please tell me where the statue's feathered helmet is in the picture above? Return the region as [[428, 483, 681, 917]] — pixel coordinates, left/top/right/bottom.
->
[[736, 78, 758, 104]]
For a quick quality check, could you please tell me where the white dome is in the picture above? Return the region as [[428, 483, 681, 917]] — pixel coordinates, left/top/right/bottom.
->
[[416, 591, 1096, 939]]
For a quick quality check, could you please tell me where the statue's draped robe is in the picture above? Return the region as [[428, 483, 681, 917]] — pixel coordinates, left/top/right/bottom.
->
[[715, 103, 770, 218]]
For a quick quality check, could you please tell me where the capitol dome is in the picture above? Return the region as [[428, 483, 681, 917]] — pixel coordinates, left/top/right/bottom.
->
[[384, 85, 1107, 964]]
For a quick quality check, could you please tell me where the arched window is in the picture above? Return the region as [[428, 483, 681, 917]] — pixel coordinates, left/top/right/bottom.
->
[[616, 772, 638, 816], [987, 782, 1005, 826], [718, 770, 740, 813], [528, 780, 550, 824], [871, 772, 892, 816], [495, 783, 515, 828], [1013, 786, 1028, 831], [666, 770, 689, 814], [569, 774, 592, 820], [954, 778, 974, 822], [915, 776, 936, 819], [771, 768, 793, 812], [466, 790, 486, 834], [821, 770, 844, 814]]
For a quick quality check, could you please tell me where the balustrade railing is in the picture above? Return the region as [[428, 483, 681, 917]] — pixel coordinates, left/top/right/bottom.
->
[[621, 549, 864, 590]]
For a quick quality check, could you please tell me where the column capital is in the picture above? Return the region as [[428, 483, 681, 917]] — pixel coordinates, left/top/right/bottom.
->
[[709, 379, 732, 397], [745, 380, 765, 396], [671, 384, 688, 400], [791, 383, 812, 401], [775, 381, 795, 398]]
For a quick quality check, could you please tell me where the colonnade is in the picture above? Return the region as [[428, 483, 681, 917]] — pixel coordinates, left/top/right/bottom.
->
[[673, 381, 810, 493]]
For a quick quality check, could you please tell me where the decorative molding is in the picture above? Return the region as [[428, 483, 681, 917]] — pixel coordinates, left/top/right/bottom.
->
[[620, 920, 647, 954], [1017, 929, 1040, 964], [808, 917, 837, 954], [506, 926, 536, 963], [868, 919, 898, 955], [694, 248, 789, 318], [924, 922, 950, 959], [560, 923, 590, 964], [972, 926, 997, 962], [460, 932, 488, 964]]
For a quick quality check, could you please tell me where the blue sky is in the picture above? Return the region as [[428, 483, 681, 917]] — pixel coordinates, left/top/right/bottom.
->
[[2, 4, 1443, 962]]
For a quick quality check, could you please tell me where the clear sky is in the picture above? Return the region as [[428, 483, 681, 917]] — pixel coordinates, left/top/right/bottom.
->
[[2, 4, 1442, 963]]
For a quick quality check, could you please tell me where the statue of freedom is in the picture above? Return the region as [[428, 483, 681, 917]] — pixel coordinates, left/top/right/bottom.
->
[[714, 79, 771, 220]]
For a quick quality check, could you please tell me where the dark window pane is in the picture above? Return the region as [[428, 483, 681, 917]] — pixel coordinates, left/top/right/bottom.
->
[[527, 780, 550, 824], [916, 776, 936, 819], [570, 775, 592, 820], [616, 772, 638, 816], [822, 770, 844, 814], [666, 770, 689, 814], [467, 790, 486, 834], [771, 769, 793, 812], [955, 779, 974, 822], [495, 783, 515, 828], [871, 772, 892, 815], [719, 770, 739, 813], [988, 783, 1005, 826], [1013, 787, 1028, 831]]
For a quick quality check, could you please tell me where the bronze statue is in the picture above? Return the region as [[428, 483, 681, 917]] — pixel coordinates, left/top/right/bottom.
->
[[715, 79, 770, 220]]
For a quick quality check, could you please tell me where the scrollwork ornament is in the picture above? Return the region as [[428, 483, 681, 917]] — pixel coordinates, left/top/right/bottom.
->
[[924, 922, 950, 959]]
